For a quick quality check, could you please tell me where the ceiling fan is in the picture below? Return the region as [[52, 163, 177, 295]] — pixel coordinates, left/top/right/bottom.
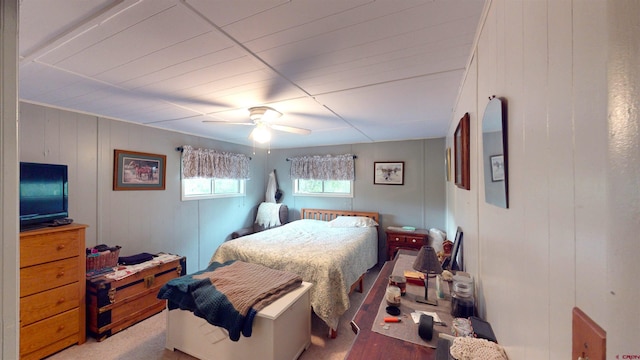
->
[[203, 106, 311, 143]]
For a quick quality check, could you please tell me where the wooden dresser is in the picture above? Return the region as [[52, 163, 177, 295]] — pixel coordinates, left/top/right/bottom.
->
[[385, 228, 430, 260], [19, 224, 88, 360]]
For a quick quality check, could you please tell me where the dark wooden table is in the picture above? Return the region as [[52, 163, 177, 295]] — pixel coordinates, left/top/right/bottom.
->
[[346, 254, 436, 360]]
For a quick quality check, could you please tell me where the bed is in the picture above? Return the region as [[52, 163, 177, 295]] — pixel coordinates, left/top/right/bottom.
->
[[209, 208, 380, 337], [163, 209, 379, 359]]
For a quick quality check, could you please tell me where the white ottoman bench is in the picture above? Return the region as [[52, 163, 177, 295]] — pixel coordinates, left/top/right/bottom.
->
[[165, 282, 312, 360]]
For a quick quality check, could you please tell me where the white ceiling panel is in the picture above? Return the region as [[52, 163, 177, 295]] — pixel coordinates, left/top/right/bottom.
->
[[19, 0, 114, 58], [117, 46, 248, 89], [215, 0, 375, 44], [314, 70, 464, 140], [184, 0, 290, 28], [44, 4, 212, 76], [36, 1, 175, 64], [95, 32, 231, 85], [19, 0, 486, 149], [19, 62, 83, 99]]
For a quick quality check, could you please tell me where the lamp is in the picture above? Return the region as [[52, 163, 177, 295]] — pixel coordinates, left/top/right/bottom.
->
[[412, 245, 443, 305], [250, 123, 271, 144]]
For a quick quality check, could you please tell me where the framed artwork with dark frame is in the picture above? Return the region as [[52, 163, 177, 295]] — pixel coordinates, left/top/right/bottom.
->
[[454, 113, 470, 190], [445, 147, 452, 182], [374, 161, 404, 185], [113, 149, 166, 190], [449, 226, 463, 271]]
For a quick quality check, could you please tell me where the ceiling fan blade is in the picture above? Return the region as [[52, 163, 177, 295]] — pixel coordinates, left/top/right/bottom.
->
[[202, 120, 254, 125], [271, 124, 311, 135]]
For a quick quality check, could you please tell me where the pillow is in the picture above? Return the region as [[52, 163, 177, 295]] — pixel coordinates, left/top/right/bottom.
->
[[328, 216, 378, 228]]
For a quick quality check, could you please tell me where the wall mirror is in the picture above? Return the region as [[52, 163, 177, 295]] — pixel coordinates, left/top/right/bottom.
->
[[482, 96, 508, 208], [454, 113, 470, 190]]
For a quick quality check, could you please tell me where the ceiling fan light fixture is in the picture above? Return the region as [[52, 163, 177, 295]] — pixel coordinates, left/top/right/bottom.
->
[[249, 106, 282, 121], [251, 123, 271, 144]]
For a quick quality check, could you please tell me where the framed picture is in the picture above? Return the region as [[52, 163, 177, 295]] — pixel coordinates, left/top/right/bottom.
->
[[449, 226, 463, 272], [445, 147, 452, 182], [454, 113, 470, 190], [374, 161, 404, 185], [490, 154, 505, 182], [113, 149, 166, 190]]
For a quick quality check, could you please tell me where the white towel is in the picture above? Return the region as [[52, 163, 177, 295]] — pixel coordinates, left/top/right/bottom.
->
[[255, 202, 282, 228], [265, 170, 277, 203]]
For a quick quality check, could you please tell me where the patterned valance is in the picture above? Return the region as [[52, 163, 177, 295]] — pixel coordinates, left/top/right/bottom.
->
[[289, 154, 355, 180], [181, 145, 250, 180]]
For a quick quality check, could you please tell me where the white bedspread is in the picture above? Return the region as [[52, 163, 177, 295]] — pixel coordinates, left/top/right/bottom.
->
[[210, 219, 378, 330]]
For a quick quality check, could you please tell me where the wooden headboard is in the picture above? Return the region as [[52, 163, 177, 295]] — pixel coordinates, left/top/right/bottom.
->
[[301, 208, 379, 223]]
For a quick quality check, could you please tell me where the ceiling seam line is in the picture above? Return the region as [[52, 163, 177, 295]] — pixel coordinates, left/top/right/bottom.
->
[[178, 0, 315, 100], [178, 0, 369, 137], [309, 67, 466, 97], [19, 0, 132, 63]]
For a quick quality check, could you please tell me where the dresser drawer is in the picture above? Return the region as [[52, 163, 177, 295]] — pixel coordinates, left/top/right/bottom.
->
[[21, 257, 79, 297], [21, 282, 80, 326], [20, 309, 79, 356], [387, 233, 425, 245], [20, 228, 81, 268], [385, 229, 430, 260]]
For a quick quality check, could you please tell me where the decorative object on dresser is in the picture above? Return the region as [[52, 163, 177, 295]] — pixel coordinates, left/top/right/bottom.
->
[[86, 244, 121, 274], [113, 149, 166, 191], [19, 223, 88, 360], [86, 253, 185, 341], [412, 246, 444, 305], [385, 227, 429, 260]]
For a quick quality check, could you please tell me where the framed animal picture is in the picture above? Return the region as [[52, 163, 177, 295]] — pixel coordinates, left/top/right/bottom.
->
[[374, 161, 404, 185], [113, 149, 166, 190]]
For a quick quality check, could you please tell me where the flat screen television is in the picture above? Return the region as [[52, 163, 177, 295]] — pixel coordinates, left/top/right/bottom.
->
[[20, 162, 69, 230]]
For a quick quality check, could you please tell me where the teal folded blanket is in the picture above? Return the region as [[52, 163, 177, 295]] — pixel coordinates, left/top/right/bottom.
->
[[158, 260, 302, 341]]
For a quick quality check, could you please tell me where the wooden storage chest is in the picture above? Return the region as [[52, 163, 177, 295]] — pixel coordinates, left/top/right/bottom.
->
[[86, 255, 186, 341], [19, 223, 88, 360]]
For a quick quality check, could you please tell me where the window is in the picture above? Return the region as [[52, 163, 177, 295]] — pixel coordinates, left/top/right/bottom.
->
[[181, 178, 245, 200], [293, 179, 353, 197]]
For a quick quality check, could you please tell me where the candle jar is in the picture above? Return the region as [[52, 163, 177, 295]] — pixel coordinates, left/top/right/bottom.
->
[[450, 281, 474, 318], [389, 275, 407, 296], [385, 285, 401, 306]]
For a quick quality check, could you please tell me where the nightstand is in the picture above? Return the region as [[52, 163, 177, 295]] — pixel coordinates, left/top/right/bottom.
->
[[385, 228, 430, 260]]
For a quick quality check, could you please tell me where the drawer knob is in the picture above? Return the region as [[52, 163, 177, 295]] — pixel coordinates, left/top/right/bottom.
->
[[412, 239, 417, 243], [58, 325, 65, 331], [57, 244, 65, 250], [57, 297, 65, 304], [394, 237, 400, 241], [57, 271, 65, 278]]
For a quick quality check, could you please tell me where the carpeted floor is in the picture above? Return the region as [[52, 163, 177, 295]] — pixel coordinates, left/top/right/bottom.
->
[[46, 265, 380, 360]]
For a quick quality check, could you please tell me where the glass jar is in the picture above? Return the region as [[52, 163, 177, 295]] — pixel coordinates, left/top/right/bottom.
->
[[385, 285, 401, 306], [450, 281, 475, 318]]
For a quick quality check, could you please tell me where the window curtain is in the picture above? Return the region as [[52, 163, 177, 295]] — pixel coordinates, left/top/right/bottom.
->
[[289, 154, 355, 180], [181, 145, 250, 179]]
